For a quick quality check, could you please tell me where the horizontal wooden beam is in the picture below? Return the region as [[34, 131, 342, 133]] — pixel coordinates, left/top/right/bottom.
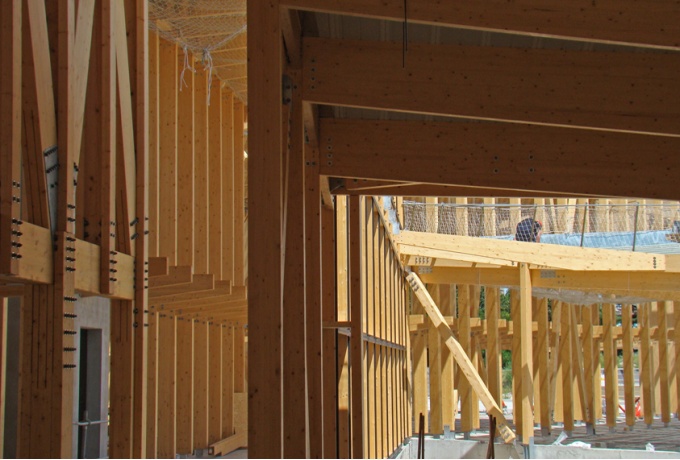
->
[[148, 274, 215, 297], [148, 265, 192, 288], [149, 283, 244, 305], [304, 38, 680, 136], [396, 231, 664, 272], [282, 0, 680, 50], [209, 431, 247, 457], [418, 267, 680, 294], [148, 257, 169, 277], [329, 178, 582, 198], [319, 119, 680, 200]]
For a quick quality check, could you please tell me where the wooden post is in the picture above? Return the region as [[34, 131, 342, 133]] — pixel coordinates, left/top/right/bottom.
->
[[559, 302, 574, 434], [458, 284, 473, 434], [602, 303, 618, 429], [146, 311, 159, 458], [510, 289, 522, 437], [193, 69, 209, 275], [518, 264, 534, 444], [176, 49, 195, 269], [440, 284, 456, 431], [658, 301, 671, 424], [222, 324, 234, 438], [247, 0, 282, 455], [580, 304, 595, 431], [412, 330, 428, 435], [535, 297, 550, 435], [157, 315, 177, 457], [176, 317, 194, 454], [221, 91, 235, 283], [209, 324, 223, 444], [208, 80, 223, 280], [194, 321, 209, 450], [640, 303, 654, 426], [428, 285, 443, 435], [675, 301, 680, 419], [349, 196, 364, 458], [322, 204, 338, 458], [621, 304, 636, 429], [282, 70, 308, 458]]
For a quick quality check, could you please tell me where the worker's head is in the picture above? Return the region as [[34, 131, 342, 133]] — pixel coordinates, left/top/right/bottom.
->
[[515, 218, 542, 242]]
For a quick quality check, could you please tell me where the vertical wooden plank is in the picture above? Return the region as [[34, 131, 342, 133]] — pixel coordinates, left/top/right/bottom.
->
[[440, 284, 455, 431], [209, 324, 223, 444], [621, 304, 636, 429], [602, 303, 618, 429], [536, 297, 550, 435], [304, 132, 323, 458], [194, 321, 209, 450], [458, 284, 473, 433], [146, 312, 159, 458], [234, 324, 245, 393], [349, 196, 364, 458], [233, 102, 246, 286], [581, 304, 595, 430], [221, 90, 234, 282], [428, 285, 443, 435], [322, 204, 338, 458], [176, 317, 194, 454], [157, 39, 178, 264], [658, 301, 671, 424], [412, 330, 428, 434], [0, 0, 22, 277], [510, 289, 522, 437], [640, 303, 654, 426], [559, 302, 574, 433], [109, 300, 135, 458], [550, 301, 562, 422], [208, 82, 223, 278], [591, 306, 603, 421], [176, 51, 194, 267], [518, 264, 534, 444], [157, 315, 177, 457], [486, 286, 502, 437], [147, 32, 160, 257], [193, 69, 209, 274], [131, 2, 150, 454], [282, 71, 308, 457], [338, 336, 351, 459], [246, 0, 281, 454], [222, 324, 234, 438]]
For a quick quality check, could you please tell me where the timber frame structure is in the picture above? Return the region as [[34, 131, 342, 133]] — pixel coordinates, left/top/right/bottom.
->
[[1, 0, 680, 458]]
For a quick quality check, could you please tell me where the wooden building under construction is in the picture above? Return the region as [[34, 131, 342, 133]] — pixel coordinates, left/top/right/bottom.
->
[[1, 0, 679, 458]]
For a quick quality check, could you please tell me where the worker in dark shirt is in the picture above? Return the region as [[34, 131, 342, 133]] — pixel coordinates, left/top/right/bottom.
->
[[515, 217, 542, 242]]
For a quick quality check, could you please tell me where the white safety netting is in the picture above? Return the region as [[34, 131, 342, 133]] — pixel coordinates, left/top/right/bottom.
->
[[402, 201, 680, 253], [149, 0, 247, 102]]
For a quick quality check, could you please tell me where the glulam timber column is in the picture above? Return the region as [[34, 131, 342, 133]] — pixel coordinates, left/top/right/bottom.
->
[[247, 0, 283, 457], [518, 264, 534, 445]]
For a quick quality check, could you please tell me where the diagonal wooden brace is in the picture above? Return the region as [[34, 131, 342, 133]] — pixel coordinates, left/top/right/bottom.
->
[[406, 272, 517, 444]]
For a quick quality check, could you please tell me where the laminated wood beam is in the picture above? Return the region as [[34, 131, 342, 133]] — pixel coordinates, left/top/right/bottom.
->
[[222, 324, 234, 439], [208, 83, 223, 280], [675, 301, 680, 418], [146, 311, 159, 459], [319, 119, 680, 200], [209, 432, 247, 457], [535, 297, 550, 435], [304, 38, 680, 136], [148, 265, 192, 288], [419, 267, 680, 293], [282, 0, 680, 50], [149, 273, 214, 297], [281, 72, 309, 458], [148, 256, 168, 277], [157, 315, 177, 457], [0, 0, 23, 276], [348, 196, 364, 458], [602, 303, 618, 428], [148, 32, 160, 258], [160, 299, 246, 316], [149, 282, 239, 305], [639, 303, 654, 425], [208, 324, 223, 444], [321, 205, 337, 459], [176, 51, 194, 268], [407, 272, 516, 443], [175, 317, 194, 454], [622, 304, 636, 428], [194, 69, 209, 275], [158, 39, 178, 265], [658, 301, 671, 424], [221, 91, 235, 283], [396, 231, 663, 272], [194, 321, 209, 450], [331, 179, 577, 198], [232, 101, 245, 286]]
